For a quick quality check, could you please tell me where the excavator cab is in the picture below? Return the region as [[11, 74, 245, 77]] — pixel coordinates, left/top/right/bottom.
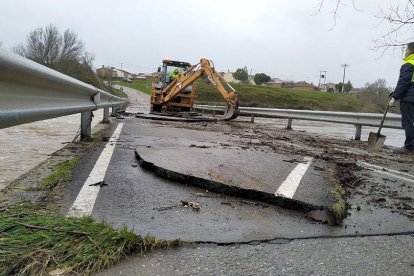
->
[[151, 59, 194, 113], [150, 58, 239, 120]]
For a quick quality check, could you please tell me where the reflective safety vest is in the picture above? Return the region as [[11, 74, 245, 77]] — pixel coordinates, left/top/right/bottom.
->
[[403, 54, 414, 82], [169, 71, 179, 81]]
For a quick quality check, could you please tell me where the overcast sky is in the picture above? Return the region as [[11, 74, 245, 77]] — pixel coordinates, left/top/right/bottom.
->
[[0, 0, 409, 87]]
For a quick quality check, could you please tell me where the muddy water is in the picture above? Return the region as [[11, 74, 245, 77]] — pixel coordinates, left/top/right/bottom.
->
[[248, 116, 405, 147], [0, 110, 103, 189]]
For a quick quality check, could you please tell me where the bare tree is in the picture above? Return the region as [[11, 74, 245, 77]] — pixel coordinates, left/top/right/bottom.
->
[[317, 0, 414, 51], [355, 79, 394, 113], [21, 25, 62, 65], [12, 24, 86, 68], [12, 24, 104, 89], [374, 1, 414, 51], [60, 29, 84, 61]]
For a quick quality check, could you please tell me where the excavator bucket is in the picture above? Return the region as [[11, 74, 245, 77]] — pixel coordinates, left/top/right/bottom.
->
[[222, 102, 239, 121]]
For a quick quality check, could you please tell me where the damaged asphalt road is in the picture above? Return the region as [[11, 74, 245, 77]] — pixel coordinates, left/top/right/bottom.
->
[[61, 87, 413, 275], [62, 116, 414, 242]]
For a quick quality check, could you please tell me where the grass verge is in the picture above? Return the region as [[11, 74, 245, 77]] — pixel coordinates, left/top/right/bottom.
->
[[0, 202, 181, 276], [22, 157, 81, 191], [115, 80, 152, 95], [110, 88, 128, 98]]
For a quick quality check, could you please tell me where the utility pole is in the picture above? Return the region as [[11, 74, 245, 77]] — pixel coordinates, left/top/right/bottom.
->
[[341, 64, 350, 93], [318, 70, 327, 90]]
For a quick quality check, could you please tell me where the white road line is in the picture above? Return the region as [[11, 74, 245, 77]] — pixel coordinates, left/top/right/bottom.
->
[[67, 123, 124, 217], [359, 161, 414, 180], [275, 156, 313, 198], [370, 169, 414, 184], [358, 161, 414, 184]]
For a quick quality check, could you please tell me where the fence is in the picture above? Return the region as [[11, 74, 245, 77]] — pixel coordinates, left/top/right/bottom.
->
[[0, 49, 128, 140]]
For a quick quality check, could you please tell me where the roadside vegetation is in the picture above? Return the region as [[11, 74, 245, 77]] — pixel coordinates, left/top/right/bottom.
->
[[0, 202, 180, 276], [195, 80, 361, 111], [106, 86, 128, 98], [354, 79, 397, 113], [114, 79, 152, 95], [24, 157, 80, 191], [11, 24, 124, 98], [115, 77, 397, 113], [116, 79, 365, 111]]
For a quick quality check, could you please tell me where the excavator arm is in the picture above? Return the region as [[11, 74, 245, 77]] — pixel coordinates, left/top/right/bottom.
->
[[159, 58, 239, 120]]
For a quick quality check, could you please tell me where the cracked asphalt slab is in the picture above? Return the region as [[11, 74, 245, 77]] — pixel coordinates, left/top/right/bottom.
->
[[60, 87, 414, 275], [134, 123, 333, 211]]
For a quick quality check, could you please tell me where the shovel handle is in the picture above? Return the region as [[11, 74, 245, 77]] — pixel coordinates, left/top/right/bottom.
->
[[377, 98, 392, 136]]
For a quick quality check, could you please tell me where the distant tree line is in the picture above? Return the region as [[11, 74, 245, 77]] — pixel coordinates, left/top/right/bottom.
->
[[232, 68, 271, 85], [12, 24, 104, 89], [253, 73, 271, 85], [335, 81, 353, 93], [355, 79, 396, 113], [232, 68, 249, 83]]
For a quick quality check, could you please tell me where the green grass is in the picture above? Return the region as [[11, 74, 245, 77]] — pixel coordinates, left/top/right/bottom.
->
[[115, 79, 152, 95], [195, 80, 362, 111], [110, 88, 128, 98], [0, 202, 181, 276], [22, 157, 81, 191], [115, 78, 362, 111], [330, 184, 346, 221]]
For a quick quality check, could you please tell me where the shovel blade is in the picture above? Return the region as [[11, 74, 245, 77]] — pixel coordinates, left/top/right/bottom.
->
[[368, 132, 386, 152]]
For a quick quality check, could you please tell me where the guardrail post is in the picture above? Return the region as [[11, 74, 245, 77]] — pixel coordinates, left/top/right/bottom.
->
[[103, 107, 110, 123], [251, 114, 255, 123], [81, 111, 92, 141], [355, 124, 362, 140], [286, 118, 293, 130]]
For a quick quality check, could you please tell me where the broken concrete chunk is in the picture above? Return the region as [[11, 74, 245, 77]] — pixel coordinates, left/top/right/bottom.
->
[[308, 208, 335, 226]]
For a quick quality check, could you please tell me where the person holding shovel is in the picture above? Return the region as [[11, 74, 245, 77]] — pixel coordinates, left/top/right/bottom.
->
[[390, 42, 414, 154]]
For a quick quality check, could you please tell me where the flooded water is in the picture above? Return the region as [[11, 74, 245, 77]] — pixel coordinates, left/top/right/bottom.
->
[[0, 87, 405, 190], [0, 110, 103, 189], [249, 117, 405, 148]]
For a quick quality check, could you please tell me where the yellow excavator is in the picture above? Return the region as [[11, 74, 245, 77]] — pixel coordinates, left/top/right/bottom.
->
[[150, 58, 239, 120]]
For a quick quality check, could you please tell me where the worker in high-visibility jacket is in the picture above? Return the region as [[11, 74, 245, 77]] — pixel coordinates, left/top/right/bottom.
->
[[168, 68, 180, 83], [390, 42, 414, 154]]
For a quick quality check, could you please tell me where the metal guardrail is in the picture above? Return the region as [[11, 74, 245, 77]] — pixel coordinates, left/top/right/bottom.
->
[[196, 105, 403, 140], [0, 49, 128, 139]]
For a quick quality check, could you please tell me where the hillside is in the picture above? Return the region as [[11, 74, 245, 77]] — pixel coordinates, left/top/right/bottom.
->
[[116, 79, 362, 112]]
